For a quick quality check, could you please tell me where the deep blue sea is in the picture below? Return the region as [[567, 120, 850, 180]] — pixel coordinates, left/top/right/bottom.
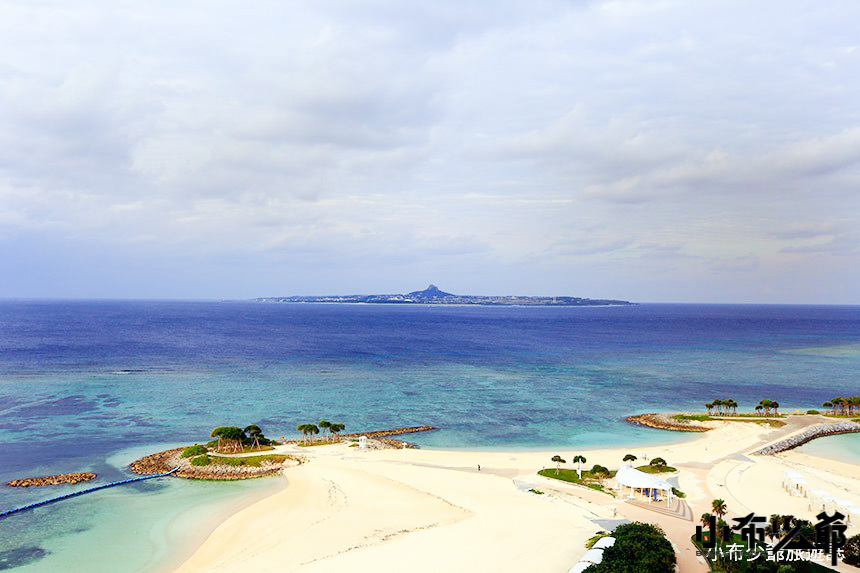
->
[[1, 301, 859, 571]]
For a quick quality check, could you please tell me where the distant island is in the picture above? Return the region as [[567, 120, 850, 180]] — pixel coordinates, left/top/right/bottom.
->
[[255, 285, 633, 306]]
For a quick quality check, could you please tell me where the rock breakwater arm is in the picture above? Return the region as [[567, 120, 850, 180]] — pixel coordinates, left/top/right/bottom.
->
[[754, 421, 860, 455], [6, 473, 97, 488], [625, 413, 711, 433]]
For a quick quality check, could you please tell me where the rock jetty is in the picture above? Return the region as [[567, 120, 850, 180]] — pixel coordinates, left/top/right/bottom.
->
[[340, 426, 436, 439], [6, 472, 97, 488], [754, 421, 860, 455], [131, 448, 301, 480], [625, 413, 711, 433]]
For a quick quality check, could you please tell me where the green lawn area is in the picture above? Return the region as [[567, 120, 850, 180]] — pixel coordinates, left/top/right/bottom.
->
[[537, 468, 616, 495], [671, 413, 787, 427], [672, 414, 713, 422], [635, 464, 677, 474], [208, 454, 289, 467]]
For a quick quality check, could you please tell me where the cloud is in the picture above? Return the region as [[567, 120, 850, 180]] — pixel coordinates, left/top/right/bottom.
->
[[0, 0, 859, 301]]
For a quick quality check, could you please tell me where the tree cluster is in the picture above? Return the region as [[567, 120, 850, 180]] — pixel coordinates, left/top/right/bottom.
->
[[210, 425, 271, 453], [822, 396, 860, 416], [705, 399, 738, 415], [297, 420, 345, 443], [755, 400, 780, 416], [585, 522, 675, 573]]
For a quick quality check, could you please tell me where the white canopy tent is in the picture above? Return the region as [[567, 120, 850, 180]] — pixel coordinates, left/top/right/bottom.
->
[[614, 465, 674, 503]]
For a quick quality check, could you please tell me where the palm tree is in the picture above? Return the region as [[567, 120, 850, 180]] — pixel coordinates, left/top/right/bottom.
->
[[623, 454, 637, 466], [244, 424, 263, 449], [296, 424, 310, 443], [572, 455, 587, 479], [728, 399, 738, 415], [296, 423, 319, 444], [701, 512, 712, 528], [329, 423, 345, 441], [551, 455, 566, 475], [822, 401, 833, 415], [306, 424, 319, 443], [319, 420, 331, 441], [755, 404, 763, 416], [705, 402, 713, 416], [771, 401, 779, 416], [712, 499, 727, 519]]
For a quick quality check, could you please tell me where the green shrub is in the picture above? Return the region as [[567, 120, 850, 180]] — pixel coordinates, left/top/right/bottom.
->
[[806, 410, 820, 415], [190, 455, 210, 466], [181, 445, 208, 458], [672, 487, 685, 498], [845, 533, 860, 566], [528, 488, 544, 495], [587, 522, 675, 573]]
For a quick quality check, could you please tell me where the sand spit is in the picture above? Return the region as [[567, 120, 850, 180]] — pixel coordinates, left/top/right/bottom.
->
[[171, 414, 860, 572]]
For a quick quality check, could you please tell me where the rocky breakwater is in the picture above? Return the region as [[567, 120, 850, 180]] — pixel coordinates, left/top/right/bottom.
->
[[131, 448, 302, 480], [345, 425, 436, 448], [6, 472, 97, 488], [754, 421, 860, 455], [626, 413, 712, 433]]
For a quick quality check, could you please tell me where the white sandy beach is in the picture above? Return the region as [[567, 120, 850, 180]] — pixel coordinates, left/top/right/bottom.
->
[[174, 417, 860, 573]]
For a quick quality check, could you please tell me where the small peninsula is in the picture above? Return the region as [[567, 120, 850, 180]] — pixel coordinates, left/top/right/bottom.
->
[[256, 284, 632, 306]]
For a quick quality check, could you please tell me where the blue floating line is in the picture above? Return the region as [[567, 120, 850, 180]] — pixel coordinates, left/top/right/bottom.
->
[[0, 467, 180, 520]]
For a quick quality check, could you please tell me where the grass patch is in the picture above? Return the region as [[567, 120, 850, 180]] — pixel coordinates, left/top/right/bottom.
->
[[209, 454, 289, 467], [585, 533, 609, 549], [722, 412, 786, 418], [528, 488, 544, 495], [718, 417, 787, 427], [635, 464, 677, 474], [297, 441, 340, 447], [181, 445, 208, 458], [538, 468, 617, 496], [672, 414, 713, 422], [671, 487, 685, 498], [190, 455, 210, 466]]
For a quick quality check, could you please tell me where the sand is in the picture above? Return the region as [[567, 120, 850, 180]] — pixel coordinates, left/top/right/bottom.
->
[[174, 417, 860, 573]]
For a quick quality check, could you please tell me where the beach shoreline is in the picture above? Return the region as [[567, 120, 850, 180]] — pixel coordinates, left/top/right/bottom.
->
[[168, 414, 860, 572]]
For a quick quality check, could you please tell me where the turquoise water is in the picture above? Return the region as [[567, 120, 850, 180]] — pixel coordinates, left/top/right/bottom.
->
[[1, 302, 860, 570], [0, 443, 283, 572], [796, 432, 860, 466]]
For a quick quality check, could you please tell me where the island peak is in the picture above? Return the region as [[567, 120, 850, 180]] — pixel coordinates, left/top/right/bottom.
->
[[256, 286, 632, 307]]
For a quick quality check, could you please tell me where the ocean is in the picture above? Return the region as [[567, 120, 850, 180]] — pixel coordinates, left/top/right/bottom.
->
[[1, 301, 859, 570]]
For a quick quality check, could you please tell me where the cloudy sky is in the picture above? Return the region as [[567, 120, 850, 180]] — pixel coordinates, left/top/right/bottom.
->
[[1, 1, 858, 303]]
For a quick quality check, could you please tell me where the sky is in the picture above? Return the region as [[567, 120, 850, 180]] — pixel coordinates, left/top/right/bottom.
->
[[1, 1, 858, 303]]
